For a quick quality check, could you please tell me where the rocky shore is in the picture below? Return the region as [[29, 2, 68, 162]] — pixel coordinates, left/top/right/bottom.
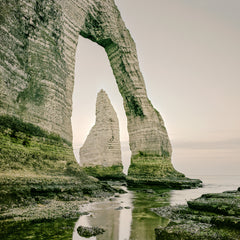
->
[[0, 115, 119, 233], [0, 176, 125, 239], [154, 188, 240, 240], [126, 153, 202, 189]]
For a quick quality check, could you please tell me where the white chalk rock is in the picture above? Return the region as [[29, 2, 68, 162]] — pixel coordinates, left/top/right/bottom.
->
[[80, 90, 122, 167]]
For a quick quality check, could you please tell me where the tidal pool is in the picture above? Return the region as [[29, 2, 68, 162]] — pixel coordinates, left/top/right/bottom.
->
[[73, 186, 169, 240]]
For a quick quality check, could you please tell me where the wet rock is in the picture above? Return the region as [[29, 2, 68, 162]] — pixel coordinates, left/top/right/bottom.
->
[[110, 186, 128, 194], [155, 221, 240, 240], [127, 176, 202, 189], [105, 180, 127, 187], [211, 216, 240, 230], [117, 188, 128, 194], [77, 226, 105, 238], [159, 192, 170, 197], [80, 212, 90, 216], [143, 189, 155, 194], [115, 206, 123, 210], [187, 190, 240, 216], [154, 188, 240, 240]]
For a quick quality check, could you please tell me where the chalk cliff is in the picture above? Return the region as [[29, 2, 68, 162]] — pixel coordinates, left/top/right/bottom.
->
[[80, 90, 122, 168], [0, 0, 193, 182]]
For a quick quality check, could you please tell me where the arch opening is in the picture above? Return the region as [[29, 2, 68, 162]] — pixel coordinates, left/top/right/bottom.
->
[[71, 35, 131, 174]]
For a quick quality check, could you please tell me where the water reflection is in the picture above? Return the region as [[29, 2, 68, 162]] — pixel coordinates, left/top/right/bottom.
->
[[73, 187, 133, 240], [73, 187, 170, 240], [129, 188, 170, 240]]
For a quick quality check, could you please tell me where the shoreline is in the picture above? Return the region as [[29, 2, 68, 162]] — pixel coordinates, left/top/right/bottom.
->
[[154, 187, 240, 240]]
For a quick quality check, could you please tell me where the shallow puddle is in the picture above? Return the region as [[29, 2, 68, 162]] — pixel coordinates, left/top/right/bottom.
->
[[73, 186, 169, 240]]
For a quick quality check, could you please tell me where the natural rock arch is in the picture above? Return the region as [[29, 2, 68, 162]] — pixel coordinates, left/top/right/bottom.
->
[[0, 0, 185, 180], [79, 1, 172, 158]]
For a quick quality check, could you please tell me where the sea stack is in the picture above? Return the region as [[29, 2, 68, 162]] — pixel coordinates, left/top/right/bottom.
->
[[80, 90, 124, 179]]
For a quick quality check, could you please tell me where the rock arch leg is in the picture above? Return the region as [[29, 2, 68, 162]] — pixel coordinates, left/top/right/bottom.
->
[[79, 0, 184, 181]]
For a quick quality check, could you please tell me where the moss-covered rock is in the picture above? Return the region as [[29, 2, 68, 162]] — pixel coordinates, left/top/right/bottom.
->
[[0, 217, 77, 240], [77, 226, 105, 238], [0, 115, 116, 212], [127, 153, 202, 189], [128, 154, 183, 179], [83, 165, 126, 180], [155, 221, 240, 240], [154, 188, 240, 240], [187, 192, 240, 216]]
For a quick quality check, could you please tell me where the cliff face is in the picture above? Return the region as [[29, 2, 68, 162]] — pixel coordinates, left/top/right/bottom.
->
[[0, 0, 178, 180], [80, 90, 122, 168], [0, 0, 72, 142]]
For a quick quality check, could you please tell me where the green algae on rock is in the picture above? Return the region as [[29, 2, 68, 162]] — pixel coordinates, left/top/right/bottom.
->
[[128, 153, 183, 179], [154, 188, 240, 240], [83, 165, 126, 180], [0, 115, 116, 213], [127, 153, 202, 189], [77, 226, 105, 238], [0, 217, 78, 240]]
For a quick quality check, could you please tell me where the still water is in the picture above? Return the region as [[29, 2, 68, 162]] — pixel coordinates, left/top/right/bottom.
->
[[1, 175, 240, 240], [73, 186, 170, 240]]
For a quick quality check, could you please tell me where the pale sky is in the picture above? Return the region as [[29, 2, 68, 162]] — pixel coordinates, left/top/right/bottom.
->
[[72, 0, 240, 175]]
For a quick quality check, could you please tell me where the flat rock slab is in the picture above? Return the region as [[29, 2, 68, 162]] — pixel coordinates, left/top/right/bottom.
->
[[154, 188, 240, 240], [127, 176, 202, 189]]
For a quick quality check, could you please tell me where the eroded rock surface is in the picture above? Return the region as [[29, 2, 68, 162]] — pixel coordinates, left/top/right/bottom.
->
[[80, 90, 122, 168]]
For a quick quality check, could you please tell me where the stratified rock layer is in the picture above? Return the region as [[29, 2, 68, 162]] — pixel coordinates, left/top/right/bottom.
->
[[0, 0, 181, 181], [80, 90, 122, 168]]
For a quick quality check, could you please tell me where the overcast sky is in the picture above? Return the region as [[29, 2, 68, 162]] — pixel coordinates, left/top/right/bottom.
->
[[72, 0, 240, 175]]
